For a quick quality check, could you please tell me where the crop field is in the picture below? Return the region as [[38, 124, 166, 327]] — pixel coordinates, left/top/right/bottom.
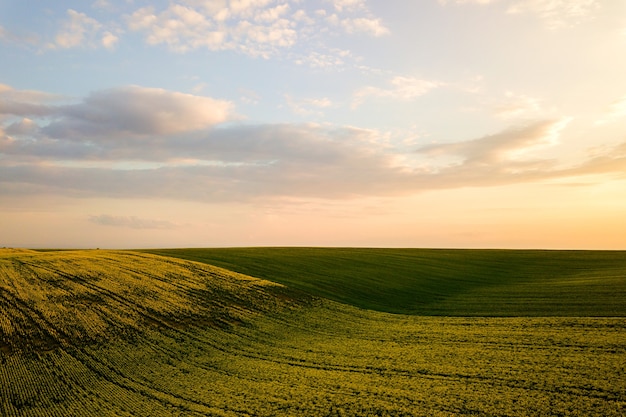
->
[[142, 247, 626, 316], [1, 248, 626, 416]]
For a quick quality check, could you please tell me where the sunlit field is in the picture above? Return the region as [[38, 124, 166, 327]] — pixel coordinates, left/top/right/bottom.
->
[[1, 249, 625, 416], [143, 247, 626, 316]]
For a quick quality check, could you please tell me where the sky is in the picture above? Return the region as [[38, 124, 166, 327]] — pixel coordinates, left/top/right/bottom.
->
[[1, 0, 626, 249]]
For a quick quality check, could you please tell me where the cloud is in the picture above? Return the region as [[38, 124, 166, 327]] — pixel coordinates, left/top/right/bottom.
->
[[42, 86, 233, 139], [6, 2, 387, 64], [440, 0, 599, 28], [0, 123, 411, 201], [0, 84, 62, 117], [341, 17, 389, 36], [4, 85, 624, 204], [52, 9, 103, 49], [126, 3, 297, 56], [330, 0, 366, 12], [507, 0, 599, 29], [417, 118, 571, 165], [293, 49, 352, 68], [239, 88, 261, 105], [89, 215, 179, 229], [493, 91, 542, 119], [285, 95, 333, 115], [439, 0, 496, 4], [0, 25, 39, 46], [254, 4, 290, 22], [101, 31, 120, 49], [4, 130, 625, 202], [5, 118, 38, 136], [91, 0, 113, 10], [353, 76, 443, 108], [126, 0, 387, 58], [595, 95, 626, 125]]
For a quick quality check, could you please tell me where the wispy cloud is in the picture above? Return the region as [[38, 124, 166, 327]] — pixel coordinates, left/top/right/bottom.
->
[[50, 9, 104, 49], [507, 0, 599, 29], [595, 95, 626, 126], [293, 49, 352, 69], [352, 76, 443, 108], [89, 215, 179, 229], [0, 25, 39, 46], [417, 118, 571, 165], [285, 95, 333, 115], [92, 0, 114, 11], [440, 0, 600, 28], [493, 91, 542, 119]]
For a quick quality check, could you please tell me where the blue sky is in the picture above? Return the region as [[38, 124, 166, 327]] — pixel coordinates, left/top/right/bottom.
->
[[2, 0, 626, 248]]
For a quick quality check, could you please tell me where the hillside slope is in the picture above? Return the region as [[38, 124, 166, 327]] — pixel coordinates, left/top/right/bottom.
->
[[1, 249, 625, 416], [0, 249, 302, 353], [143, 247, 626, 316]]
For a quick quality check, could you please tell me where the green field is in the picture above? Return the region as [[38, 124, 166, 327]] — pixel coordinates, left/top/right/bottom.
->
[[1, 248, 625, 416], [142, 247, 626, 316]]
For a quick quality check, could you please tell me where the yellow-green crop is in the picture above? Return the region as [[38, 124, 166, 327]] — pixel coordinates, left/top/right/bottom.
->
[[1, 249, 625, 416]]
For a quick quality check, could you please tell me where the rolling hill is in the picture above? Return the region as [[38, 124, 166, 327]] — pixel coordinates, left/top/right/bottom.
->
[[142, 247, 626, 316], [1, 248, 625, 416]]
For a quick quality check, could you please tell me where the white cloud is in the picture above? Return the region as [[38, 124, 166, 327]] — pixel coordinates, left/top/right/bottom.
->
[[127, 5, 219, 53], [52, 9, 103, 49], [595, 95, 626, 126], [5, 1, 387, 61], [127, 3, 297, 56], [330, 0, 366, 12], [228, 0, 275, 17], [126, 1, 387, 58], [341, 17, 389, 36], [101, 31, 119, 49], [254, 4, 290, 23], [126, 7, 157, 31], [353, 76, 443, 108], [234, 19, 297, 57], [292, 9, 315, 25]]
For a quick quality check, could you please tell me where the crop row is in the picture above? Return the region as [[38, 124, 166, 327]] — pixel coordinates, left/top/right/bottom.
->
[[1, 249, 625, 416]]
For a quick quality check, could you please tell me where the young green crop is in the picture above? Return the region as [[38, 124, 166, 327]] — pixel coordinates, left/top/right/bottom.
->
[[1, 249, 625, 416], [142, 247, 626, 316]]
